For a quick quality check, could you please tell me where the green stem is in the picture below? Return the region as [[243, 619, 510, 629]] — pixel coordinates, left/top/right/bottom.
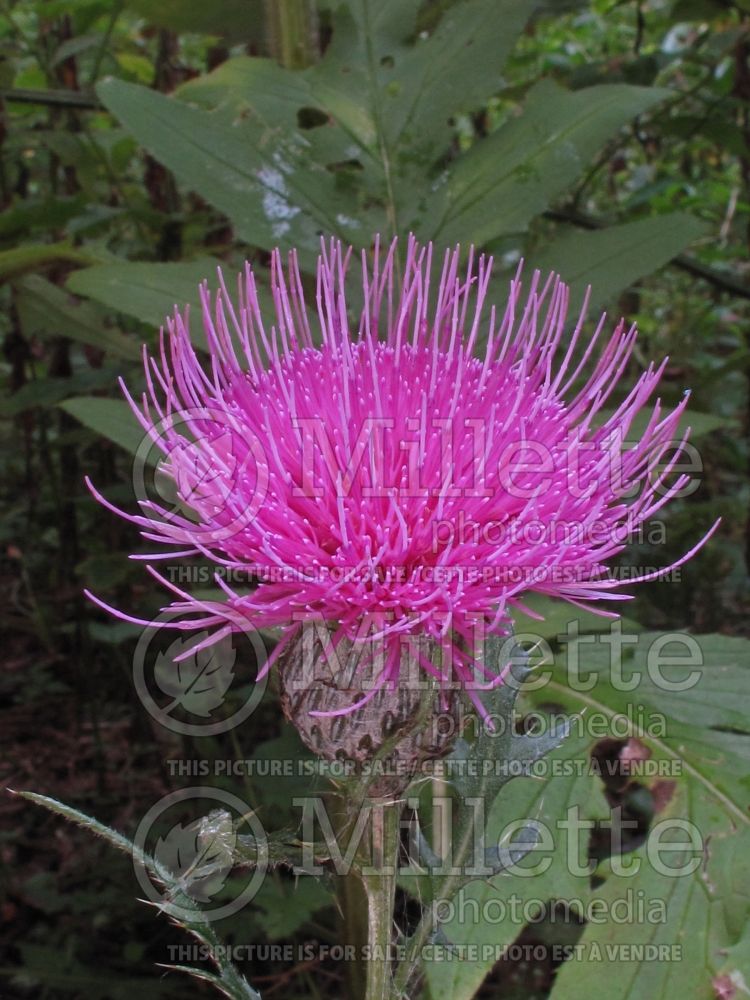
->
[[360, 799, 401, 1000], [88, 0, 123, 86], [330, 782, 368, 998], [263, 0, 319, 69], [338, 863, 369, 998]]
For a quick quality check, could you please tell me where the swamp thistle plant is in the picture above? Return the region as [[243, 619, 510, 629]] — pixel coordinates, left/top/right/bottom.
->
[[67, 236, 716, 999]]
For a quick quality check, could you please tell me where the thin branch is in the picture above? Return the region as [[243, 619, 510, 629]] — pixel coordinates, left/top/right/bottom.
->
[[1, 88, 101, 110]]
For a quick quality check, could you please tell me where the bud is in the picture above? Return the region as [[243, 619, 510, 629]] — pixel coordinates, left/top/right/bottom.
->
[[278, 626, 463, 796]]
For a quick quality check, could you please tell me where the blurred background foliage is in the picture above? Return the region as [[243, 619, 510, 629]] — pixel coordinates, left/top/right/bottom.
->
[[1, 0, 749, 997]]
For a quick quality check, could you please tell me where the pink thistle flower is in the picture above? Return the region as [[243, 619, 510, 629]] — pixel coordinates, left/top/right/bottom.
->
[[87, 237, 717, 719]]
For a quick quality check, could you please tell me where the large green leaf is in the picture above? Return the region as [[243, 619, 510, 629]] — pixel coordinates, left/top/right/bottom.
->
[[551, 822, 750, 1000], [310, 0, 531, 163], [395, 645, 597, 1000], [537, 632, 750, 1000], [419, 80, 671, 245], [420, 631, 750, 999], [0, 368, 120, 418], [96, 78, 355, 257], [177, 57, 356, 168], [97, 0, 533, 251], [66, 258, 222, 327], [94, 3, 686, 285], [309, 0, 532, 237], [528, 213, 712, 313], [66, 258, 273, 352], [511, 593, 643, 641], [178, 56, 319, 121], [423, 736, 610, 1000]]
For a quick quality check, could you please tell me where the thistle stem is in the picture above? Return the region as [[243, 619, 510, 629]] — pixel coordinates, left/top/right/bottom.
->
[[360, 798, 402, 1000], [263, 0, 319, 69]]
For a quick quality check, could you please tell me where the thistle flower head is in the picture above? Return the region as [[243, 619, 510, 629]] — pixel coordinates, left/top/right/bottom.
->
[[88, 237, 716, 721]]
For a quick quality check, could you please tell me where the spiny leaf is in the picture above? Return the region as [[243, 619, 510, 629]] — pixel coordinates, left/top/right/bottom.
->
[[18, 792, 262, 999]]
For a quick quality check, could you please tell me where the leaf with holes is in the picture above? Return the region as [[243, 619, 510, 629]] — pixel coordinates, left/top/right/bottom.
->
[[531, 630, 750, 1000], [417, 630, 750, 999], [96, 0, 533, 250], [96, 77, 357, 258]]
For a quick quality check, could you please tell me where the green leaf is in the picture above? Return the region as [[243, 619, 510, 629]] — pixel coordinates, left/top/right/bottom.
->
[[311, 0, 531, 161], [593, 405, 735, 441], [423, 737, 610, 1000], [245, 728, 320, 822], [551, 824, 750, 1000], [59, 396, 143, 455], [50, 34, 100, 69], [420, 80, 671, 245], [178, 56, 330, 132], [543, 631, 750, 797], [398, 643, 594, 999], [14, 943, 188, 998], [66, 257, 223, 327], [176, 56, 359, 171], [511, 593, 643, 641], [98, 1, 533, 252], [536, 631, 750, 1000], [448, 646, 572, 850], [253, 878, 333, 940], [0, 195, 88, 239], [376, 0, 531, 157], [529, 213, 712, 313], [17, 275, 141, 360], [423, 631, 750, 999], [0, 367, 121, 418], [679, 410, 736, 437], [308, 0, 530, 237], [96, 77, 354, 255]]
